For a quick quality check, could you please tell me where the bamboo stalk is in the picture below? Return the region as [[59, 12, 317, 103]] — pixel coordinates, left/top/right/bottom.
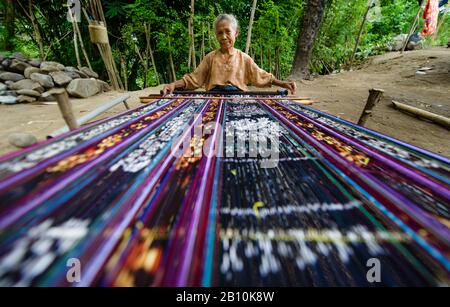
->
[[69, 10, 82, 68], [189, 0, 197, 68], [145, 23, 160, 85], [392, 100, 450, 129], [349, 0, 374, 68], [28, 0, 45, 59], [401, 2, 423, 54], [72, 10, 93, 70], [245, 0, 258, 54], [168, 36, 177, 82]]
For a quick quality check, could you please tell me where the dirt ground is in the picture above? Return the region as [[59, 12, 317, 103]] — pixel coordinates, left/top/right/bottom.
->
[[0, 47, 449, 157]]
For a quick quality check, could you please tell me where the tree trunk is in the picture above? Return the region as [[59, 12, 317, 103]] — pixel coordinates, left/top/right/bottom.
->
[[144, 23, 160, 85], [290, 0, 326, 80], [207, 22, 212, 50], [28, 0, 45, 59], [120, 56, 128, 91], [201, 22, 205, 60], [245, 0, 258, 54], [189, 0, 197, 69], [4, 0, 15, 51]]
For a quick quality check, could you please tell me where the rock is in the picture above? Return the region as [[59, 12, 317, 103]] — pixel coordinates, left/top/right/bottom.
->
[[0, 82, 7, 92], [24, 67, 41, 79], [8, 132, 38, 148], [66, 78, 100, 98], [64, 66, 78, 72], [4, 90, 17, 97], [406, 33, 423, 50], [1, 58, 12, 68], [391, 34, 408, 51], [49, 71, 72, 86], [28, 59, 41, 67], [9, 59, 31, 73], [80, 67, 99, 78], [16, 95, 37, 103], [77, 70, 89, 78], [12, 52, 27, 61], [65, 67, 89, 78], [0, 72, 25, 82], [96, 79, 111, 92], [0, 55, 5, 62], [4, 81, 14, 87], [17, 89, 41, 97], [0, 96, 17, 104], [10, 79, 44, 93], [30, 73, 54, 88], [39, 91, 57, 102], [407, 41, 423, 51], [64, 71, 81, 79], [64, 67, 82, 78], [40, 61, 65, 72]]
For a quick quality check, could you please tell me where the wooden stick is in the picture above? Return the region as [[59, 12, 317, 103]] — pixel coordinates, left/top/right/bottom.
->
[[401, 2, 423, 54], [349, 0, 374, 68], [49, 88, 79, 130], [357, 88, 384, 126], [139, 96, 313, 103], [245, 0, 258, 54], [392, 100, 450, 129]]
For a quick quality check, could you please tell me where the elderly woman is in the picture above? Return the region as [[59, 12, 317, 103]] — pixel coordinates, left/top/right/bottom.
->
[[162, 14, 296, 95]]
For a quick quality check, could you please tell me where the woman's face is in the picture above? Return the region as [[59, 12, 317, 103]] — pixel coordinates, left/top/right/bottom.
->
[[215, 20, 238, 50]]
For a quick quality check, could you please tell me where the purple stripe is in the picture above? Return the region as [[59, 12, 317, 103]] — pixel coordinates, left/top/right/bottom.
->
[[0, 99, 177, 192], [281, 102, 450, 199], [77, 101, 212, 286], [261, 100, 450, 245], [0, 99, 190, 229], [0, 99, 170, 163], [297, 103, 450, 164], [177, 100, 224, 286]]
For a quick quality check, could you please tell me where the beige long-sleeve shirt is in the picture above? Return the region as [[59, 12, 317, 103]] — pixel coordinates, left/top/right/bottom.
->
[[182, 49, 275, 91]]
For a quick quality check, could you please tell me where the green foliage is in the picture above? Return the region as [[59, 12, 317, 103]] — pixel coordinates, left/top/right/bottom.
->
[[3, 0, 448, 88]]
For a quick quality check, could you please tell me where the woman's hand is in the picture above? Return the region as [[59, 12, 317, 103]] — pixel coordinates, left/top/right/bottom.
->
[[283, 80, 297, 95], [161, 83, 176, 95], [272, 79, 297, 95]]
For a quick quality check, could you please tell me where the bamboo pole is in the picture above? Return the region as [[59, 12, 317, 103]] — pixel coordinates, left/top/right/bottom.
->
[[245, 0, 258, 54], [189, 0, 197, 69], [144, 23, 160, 85], [72, 9, 93, 70], [168, 36, 177, 82], [357, 88, 384, 126], [349, 0, 374, 68], [201, 22, 205, 60], [28, 0, 45, 59], [392, 100, 450, 129], [69, 10, 82, 69], [401, 1, 424, 54]]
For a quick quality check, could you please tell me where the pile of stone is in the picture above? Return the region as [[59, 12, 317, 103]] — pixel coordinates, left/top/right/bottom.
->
[[0, 52, 111, 105], [388, 33, 423, 52]]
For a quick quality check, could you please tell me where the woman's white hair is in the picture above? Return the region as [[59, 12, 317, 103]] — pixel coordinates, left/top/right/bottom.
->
[[214, 14, 239, 33]]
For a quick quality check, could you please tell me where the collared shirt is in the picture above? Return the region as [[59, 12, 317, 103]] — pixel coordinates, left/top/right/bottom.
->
[[182, 48, 275, 91]]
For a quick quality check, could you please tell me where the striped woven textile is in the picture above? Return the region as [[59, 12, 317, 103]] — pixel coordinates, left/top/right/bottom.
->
[[0, 95, 448, 286]]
